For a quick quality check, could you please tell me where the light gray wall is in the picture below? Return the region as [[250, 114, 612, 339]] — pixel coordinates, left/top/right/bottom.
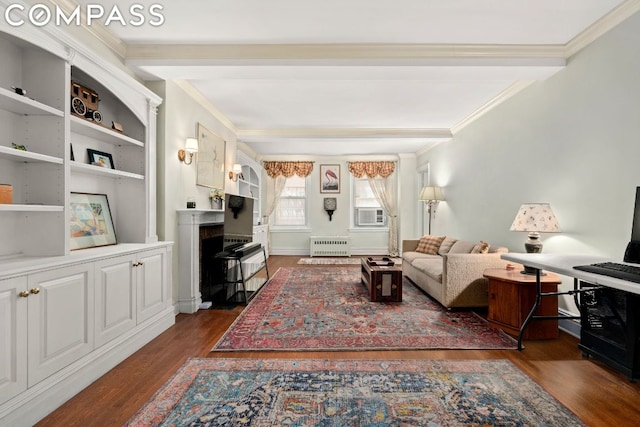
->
[[148, 80, 238, 304], [417, 11, 640, 312], [264, 154, 418, 255]]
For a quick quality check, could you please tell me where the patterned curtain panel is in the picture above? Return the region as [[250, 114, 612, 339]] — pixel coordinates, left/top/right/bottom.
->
[[263, 161, 314, 178], [347, 161, 395, 178], [263, 175, 287, 252]]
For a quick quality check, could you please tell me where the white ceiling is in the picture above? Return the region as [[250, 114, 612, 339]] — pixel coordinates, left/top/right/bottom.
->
[[77, 0, 631, 155]]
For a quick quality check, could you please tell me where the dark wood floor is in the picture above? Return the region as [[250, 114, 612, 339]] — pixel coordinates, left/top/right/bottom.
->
[[37, 256, 640, 427]]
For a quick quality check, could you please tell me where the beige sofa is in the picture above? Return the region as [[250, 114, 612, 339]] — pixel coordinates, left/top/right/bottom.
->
[[402, 237, 508, 308]]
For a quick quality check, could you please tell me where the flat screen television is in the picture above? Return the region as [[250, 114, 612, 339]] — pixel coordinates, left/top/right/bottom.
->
[[624, 186, 640, 264], [223, 195, 254, 249]]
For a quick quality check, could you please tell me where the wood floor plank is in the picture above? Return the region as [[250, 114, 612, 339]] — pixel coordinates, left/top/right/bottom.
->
[[35, 256, 640, 427]]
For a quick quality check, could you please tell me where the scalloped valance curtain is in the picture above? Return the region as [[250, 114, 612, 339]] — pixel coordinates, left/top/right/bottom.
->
[[347, 161, 395, 178], [263, 161, 314, 178]]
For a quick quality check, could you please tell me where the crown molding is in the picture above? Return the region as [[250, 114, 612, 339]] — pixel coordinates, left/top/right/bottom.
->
[[237, 127, 452, 139], [415, 140, 449, 157], [47, 0, 127, 59], [565, 0, 640, 57], [451, 80, 536, 135], [173, 80, 238, 133]]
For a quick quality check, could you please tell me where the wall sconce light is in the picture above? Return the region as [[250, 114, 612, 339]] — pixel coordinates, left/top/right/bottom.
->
[[229, 163, 242, 182], [324, 197, 337, 221], [178, 137, 198, 165]]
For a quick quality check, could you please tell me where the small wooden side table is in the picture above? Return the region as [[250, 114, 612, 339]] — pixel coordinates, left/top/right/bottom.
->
[[483, 268, 562, 340], [361, 257, 403, 302]]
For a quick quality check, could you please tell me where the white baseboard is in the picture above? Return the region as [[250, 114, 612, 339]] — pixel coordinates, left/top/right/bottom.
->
[[558, 308, 581, 338]]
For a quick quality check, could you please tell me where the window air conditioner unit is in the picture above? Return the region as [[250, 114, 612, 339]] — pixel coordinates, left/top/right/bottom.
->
[[356, 208, 386, 226]]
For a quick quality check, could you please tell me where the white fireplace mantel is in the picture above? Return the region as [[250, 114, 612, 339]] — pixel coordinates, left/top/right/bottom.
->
[[177, 209, 224, 313]]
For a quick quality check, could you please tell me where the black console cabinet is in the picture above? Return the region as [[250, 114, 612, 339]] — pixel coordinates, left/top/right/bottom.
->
[[579, 281, 640, 380]]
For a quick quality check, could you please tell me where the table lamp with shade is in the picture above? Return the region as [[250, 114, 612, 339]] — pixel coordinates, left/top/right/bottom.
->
[[510, 203, 560, 274]]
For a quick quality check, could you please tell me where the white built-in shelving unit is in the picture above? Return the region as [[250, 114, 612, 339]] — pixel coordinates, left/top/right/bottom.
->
[[0, 23, 173, 427]]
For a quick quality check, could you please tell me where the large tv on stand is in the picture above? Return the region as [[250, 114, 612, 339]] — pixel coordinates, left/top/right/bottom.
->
[[223, 194, 254, 249]]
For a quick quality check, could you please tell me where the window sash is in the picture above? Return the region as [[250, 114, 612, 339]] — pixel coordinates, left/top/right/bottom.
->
[[273, 176, 307, 226]]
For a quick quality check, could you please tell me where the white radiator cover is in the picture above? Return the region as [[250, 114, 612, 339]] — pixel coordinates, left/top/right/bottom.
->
[[310, 236, 351, 257]]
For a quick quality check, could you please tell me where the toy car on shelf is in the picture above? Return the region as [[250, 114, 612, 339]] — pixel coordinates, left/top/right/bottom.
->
[[70, 81, 103, 123]]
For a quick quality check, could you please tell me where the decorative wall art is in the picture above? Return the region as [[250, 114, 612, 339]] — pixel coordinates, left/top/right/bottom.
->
[[196, 123, 226, 189], [69, 192, 117, 250], [87, 149, 114, 169], [320, 164, 340, 193]]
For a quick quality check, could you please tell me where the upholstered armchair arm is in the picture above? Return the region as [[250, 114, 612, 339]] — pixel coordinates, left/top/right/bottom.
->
[[441, 253, 509, 306], [402, 239, 420, 253]]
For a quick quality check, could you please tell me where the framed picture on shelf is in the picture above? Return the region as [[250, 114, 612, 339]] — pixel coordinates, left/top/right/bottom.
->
[[320, 164, 340, 193], [69, 192, 117, 250], [87, 148, 114, 169]]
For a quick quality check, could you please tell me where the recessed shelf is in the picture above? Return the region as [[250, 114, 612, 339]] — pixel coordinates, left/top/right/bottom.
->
[[0, 87, 64, 117], [70, 115, 144, 148], [71, 161, 144, 180], [0, 145, 63, 164], [0, 204, 63, 212]]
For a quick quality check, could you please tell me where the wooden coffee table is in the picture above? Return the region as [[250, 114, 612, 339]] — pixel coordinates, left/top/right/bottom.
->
[[360, 257, 403, 302]]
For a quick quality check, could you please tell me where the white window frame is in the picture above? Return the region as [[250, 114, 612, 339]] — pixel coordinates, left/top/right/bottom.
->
[[270, 175, 310, 231], [350, 176, 388, 231]]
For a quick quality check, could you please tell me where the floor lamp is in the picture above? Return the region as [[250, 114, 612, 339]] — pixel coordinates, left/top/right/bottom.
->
[[419, 186, 445, 235]]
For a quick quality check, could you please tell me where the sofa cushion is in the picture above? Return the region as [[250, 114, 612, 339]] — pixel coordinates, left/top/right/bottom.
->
[[416, 235, 445, 255], [471, 241, 490, 254], [448, 240, 476, 254], [403, 251, 440, 264], [411, 258, 443, 282], [438, 236, 458, 256]]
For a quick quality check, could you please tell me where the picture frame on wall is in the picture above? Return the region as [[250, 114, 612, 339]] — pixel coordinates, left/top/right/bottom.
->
[[320, 164, 340, 193], [69, 192, 117, 250], [196, 122, 226, 189], [87, 148, 115, 169]]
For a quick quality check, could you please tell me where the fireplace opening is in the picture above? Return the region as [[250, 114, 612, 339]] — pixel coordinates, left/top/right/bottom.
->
[[199, 224, 224, 302]]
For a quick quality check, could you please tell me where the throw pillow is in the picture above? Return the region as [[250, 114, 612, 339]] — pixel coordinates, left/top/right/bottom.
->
[[471, 241, 490, 254], [448, 240, 477, 254], [437, 236, 458, 256], [415, 235, 445, 255]]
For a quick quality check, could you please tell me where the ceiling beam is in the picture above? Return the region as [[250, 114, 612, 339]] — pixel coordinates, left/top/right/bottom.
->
[[237, 128, 452, 139], [125, 43, 566, 66]]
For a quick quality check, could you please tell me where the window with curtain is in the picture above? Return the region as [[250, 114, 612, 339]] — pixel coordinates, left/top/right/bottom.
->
[[273, 175, 308, 226], [352, 177, 387, 227]]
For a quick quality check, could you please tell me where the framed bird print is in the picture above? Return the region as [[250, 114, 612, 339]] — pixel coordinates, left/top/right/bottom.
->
[[320, 164, 340, 193]]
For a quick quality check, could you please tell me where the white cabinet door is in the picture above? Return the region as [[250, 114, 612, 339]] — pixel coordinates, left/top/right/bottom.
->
[[94, 255, 137, 347], [27, 264, 94, 386], [136, 248, 168, 323], [0, 276, 28, 405]]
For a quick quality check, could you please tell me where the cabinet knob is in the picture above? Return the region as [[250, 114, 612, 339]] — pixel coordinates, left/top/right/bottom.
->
[[18, 291, 29, 298], [30, 288, 41, 295]]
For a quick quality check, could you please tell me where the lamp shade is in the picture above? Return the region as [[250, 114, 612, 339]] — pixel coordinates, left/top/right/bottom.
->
[[184, 138, 198, 153], [510, 203, 560, 233], [418, 186, 445, 202], [232, 163, 242, 174]]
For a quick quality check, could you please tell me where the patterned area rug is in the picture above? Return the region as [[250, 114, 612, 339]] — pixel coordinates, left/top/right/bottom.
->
[[298, 257, 402, 265], [212, 267, 517, 351], [126, 358, 583, 426]]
